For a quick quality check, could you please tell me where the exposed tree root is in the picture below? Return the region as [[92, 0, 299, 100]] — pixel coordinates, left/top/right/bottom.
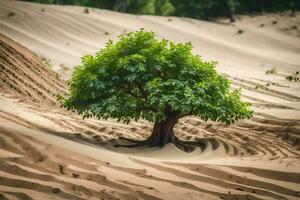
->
[[114, 139, 150, 148], [114, 136, 207, 153]]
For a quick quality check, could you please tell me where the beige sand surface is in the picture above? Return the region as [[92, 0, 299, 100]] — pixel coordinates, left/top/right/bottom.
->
[[0, 1, 300, 199]]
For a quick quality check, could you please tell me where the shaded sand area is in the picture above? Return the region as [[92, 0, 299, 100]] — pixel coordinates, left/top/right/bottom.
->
[[1, 1, 300, 199]]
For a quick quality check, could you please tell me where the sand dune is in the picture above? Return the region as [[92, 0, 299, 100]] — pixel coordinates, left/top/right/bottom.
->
[[1, 0, 300, 73], [1, 0, 300, 120], [1, 94, 300, 199], [0, 33, 67, 104], [0, 0, 300, 199]]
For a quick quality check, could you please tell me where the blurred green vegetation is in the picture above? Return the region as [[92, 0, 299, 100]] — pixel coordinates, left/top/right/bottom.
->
[[25, 0, 299, 21]]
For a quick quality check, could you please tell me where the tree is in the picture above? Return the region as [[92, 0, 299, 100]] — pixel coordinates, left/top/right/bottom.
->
[[227, 0, 236, 22], [127, 0, 156, 15], [290, 0, 296, 16], [60, 29, 252, 152], [155, 0, 175, 16], [112, 0, 130, 13], [112, 0, 174, 16], [26, 0, 300, 19]]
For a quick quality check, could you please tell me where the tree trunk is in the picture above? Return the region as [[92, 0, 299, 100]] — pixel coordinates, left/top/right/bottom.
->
[[115, 112, 201, 152], [291, 0, 296, 17], [255, 0, 263, 13], [147, 114, 179, 147], [229, 11, 236, 23], [113, 0, 130, 12], [227, 0, 236, 23]]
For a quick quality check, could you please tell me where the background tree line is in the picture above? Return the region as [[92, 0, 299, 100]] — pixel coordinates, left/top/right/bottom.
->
[[25, 0, 299, 21]]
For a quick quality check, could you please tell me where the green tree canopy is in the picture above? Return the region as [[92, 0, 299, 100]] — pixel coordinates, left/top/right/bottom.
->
[[61, 29, 252, 151]]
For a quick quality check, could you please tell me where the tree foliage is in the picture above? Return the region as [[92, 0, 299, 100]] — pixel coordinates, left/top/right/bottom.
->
[[61, 29, 252, 125], [26, 0, 299, 20]]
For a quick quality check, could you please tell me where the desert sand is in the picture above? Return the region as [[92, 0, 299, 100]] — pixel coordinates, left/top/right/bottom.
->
[[0, 0, 300, 199]]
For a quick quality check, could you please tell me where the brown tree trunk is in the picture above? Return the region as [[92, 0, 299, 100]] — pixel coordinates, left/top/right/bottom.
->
[[116, 112, 201, 152], [147, 114, 179, 147]]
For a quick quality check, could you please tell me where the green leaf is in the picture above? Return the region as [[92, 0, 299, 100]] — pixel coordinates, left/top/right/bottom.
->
[[61, 29, 252, 125]]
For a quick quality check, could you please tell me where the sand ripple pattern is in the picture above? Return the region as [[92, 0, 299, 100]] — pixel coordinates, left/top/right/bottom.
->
[[0, 1, 300, 199]]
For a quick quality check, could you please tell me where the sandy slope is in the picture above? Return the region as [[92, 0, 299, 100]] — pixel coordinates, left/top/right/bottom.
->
[[1, 0, 300, 120], [0, 33, 67, 105], [1, 93, 300, 200], [0, 0, 300, 200]]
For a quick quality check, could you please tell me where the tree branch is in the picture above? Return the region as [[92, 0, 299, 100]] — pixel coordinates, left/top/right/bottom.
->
[[136, 84, 148, 101]]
